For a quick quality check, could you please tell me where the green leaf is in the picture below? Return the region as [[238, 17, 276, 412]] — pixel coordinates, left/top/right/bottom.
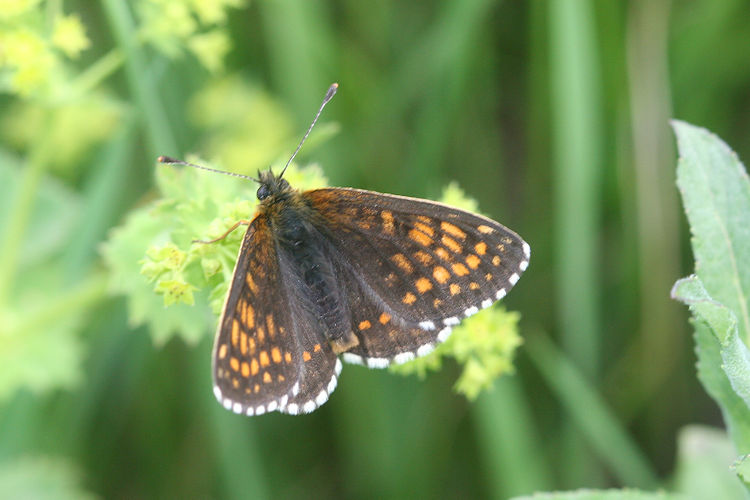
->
[[731, 454, 750, 490], [510, 489, 685, 500], [673, 120, 750, 341], [672, 121, 750, 453], [0, 457, 96, 500], [672, 276, 750, 410], [101, 198, 212, 346], [0, 150, 81, 268], [673, 425, 748, 499]]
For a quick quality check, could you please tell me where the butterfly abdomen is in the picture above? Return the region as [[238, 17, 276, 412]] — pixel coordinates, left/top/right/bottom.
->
[[271, 200, 356, 352]]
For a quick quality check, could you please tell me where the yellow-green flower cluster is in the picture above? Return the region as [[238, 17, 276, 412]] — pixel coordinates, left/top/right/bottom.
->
[[137, 0, 244, 73], [0, 2, 90, 96]]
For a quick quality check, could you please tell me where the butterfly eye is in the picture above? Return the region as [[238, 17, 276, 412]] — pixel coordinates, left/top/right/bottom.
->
[[257, 184, 271, 200]]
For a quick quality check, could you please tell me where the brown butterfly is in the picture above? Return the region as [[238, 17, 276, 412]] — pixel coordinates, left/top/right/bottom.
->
[[159, 84, 529, 416]]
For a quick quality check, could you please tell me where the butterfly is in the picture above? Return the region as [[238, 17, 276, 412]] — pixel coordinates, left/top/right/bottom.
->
[[159, 83, 529, 416]]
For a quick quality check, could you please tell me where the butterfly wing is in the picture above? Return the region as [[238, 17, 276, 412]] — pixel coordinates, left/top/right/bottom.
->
[[302, 187, 530, 366], [212, 215, 339, 415]]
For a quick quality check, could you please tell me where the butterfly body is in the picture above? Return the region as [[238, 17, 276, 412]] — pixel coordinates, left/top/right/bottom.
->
[[210, 169, 530, 416]]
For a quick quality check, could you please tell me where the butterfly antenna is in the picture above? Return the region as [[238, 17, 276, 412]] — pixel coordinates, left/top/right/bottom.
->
[[157, 156, 258, 182], [279, 82, 338, 178]]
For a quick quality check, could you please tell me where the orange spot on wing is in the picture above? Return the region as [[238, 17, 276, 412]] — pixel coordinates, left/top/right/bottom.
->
[[435, 247, 451, 261], [402, 292, 417, 305], [257, 326, 265, 342], [231, 320, 240, 347], [474, 242, 487, 255], [244, 303, 255, 328], [358, 320, 371, 330], [263, 372, 272, 383], [414, 221, 435, 236], [409, 229, 433, 247], [433, 266, 450, 284], [485, 272, 493, 281], [450, 283, 461, 295], [232, 378, 239, 388], [477, 225, 494, 234], [230, 357, 239, 372], [415, 277, 433, 293], [379, 312, 391, 324], [452, 263, 469, 276], [241, 362, 250, 377], [391, 253, 413, 273], [470, 282, 480, 290], [254, 383, 260, 393], [466, 254, 481, 269], [441, 221, 466, 239], [314, 343, 322, 352], [278, 374, 285, 382], [417, 215, 432, 223], [303, 351, 312, 362], [240, 332, 248, 355], [246, 274, 259, 294], [441, 235, 462, 253], [248, 337, 256, 354], [284, 352, 292, 363], [266, 315, 275, 337], [492, 255, 501, 266], [271, 347, 282, 363], [381, 210, 395, 234], [414, 251, 433, 266], [433, 298, 442, 308], [259, 351, 270, 367], [218, 344, 228, 359], [251, 358, 259, 375]]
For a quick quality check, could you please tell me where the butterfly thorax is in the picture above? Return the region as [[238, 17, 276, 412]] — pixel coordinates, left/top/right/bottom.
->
[[257, 173, 359, 354]]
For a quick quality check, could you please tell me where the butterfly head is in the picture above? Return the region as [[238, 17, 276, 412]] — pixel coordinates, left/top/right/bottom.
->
[[256, 169, 292, 201]]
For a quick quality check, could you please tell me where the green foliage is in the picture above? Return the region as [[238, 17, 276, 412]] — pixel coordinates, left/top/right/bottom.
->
[[672, 426, 748, 499], [0, 156, 102, 401], [0, 457, 96, 500], [671, 121, 750, 489], [3, 1, 750, 498], [510, 491, 684, 500], [0, 1, 90, 96], [136, 0, 244, 73]]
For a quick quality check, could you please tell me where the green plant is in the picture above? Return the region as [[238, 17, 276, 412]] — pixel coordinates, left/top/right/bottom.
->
[[671, 121, 750, 493]]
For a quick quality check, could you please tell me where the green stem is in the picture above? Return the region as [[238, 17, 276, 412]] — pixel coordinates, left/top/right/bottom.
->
[[526, 333, 659, 488], [101, 0, 177, 156], [0, 117, 55, 307], [71, 49, 125, 98]]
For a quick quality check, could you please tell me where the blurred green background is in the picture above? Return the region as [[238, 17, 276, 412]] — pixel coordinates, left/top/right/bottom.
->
[[1, 0, 749, 498]]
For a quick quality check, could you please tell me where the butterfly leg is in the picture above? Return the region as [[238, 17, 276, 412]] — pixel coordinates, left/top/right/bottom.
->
[[193, 220, 252, 244]]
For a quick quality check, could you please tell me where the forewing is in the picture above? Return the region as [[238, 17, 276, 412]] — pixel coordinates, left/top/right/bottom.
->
[[212, 216, 302, 416], [303, 187, 530, 366]]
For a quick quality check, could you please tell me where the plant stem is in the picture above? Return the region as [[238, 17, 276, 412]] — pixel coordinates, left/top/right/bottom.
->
[[71, 49, 125, 98], [526, 333, 659, 488], [0, 116, 55, 308]]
